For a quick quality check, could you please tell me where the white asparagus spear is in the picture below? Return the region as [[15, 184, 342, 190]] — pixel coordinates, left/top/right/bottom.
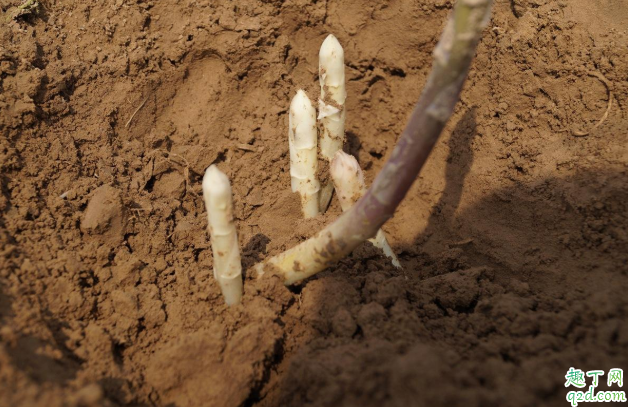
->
[[255, 0, 492, 285], [202, 165, 243, 305], [318, 34, 346, 160], [318, 34, 347, 211], [330, 151, 401, 268], [289, 90, 320, 218]]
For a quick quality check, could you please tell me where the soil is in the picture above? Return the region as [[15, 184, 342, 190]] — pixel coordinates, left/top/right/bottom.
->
[[1, 0, 627, 406]]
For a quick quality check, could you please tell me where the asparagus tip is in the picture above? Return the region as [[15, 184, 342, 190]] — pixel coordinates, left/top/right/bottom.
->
[[203, 165, 231, 201]]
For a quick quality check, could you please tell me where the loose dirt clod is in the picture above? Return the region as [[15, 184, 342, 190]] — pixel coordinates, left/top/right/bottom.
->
[[4, 0, 38, 22], [81, 185, 127, 245]]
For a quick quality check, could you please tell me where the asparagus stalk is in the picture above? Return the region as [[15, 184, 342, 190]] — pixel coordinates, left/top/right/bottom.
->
[[256, 0, 493, 285], [330, 151, 401, 268], [318, 34, 347, 212], [289, 90, 321, 218], [202, 165, 243, 305]]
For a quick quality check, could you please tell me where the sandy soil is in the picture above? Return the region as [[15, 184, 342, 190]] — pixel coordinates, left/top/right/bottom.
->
[[0, 0, 627, 406]]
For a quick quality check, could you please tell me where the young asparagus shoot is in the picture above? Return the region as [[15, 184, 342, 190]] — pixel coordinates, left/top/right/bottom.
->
[[256, 0, 493, 285], [330, 151, 401, 268], [202, 165, 243, 306], [318, 34, 346, 211], [289, 90, 320, 218]]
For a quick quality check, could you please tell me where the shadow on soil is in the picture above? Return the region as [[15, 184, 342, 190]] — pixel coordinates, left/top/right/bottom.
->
[[264, 107, 628, 406]]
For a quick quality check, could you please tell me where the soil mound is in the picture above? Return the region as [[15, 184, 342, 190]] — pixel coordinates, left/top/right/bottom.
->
[[0, 0, 626, 406]]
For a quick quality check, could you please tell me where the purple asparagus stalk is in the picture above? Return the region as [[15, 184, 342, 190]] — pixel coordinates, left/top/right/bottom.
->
[[255, 0, 493, 285]]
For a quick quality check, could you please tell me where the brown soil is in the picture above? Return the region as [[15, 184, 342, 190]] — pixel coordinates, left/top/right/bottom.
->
[[1, 0, 627, 406]]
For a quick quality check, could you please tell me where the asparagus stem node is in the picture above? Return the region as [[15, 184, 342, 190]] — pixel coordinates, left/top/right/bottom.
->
[[289, 90, 320, 218], [202, 165, 243, 305], [257, 0, 493, 285]]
